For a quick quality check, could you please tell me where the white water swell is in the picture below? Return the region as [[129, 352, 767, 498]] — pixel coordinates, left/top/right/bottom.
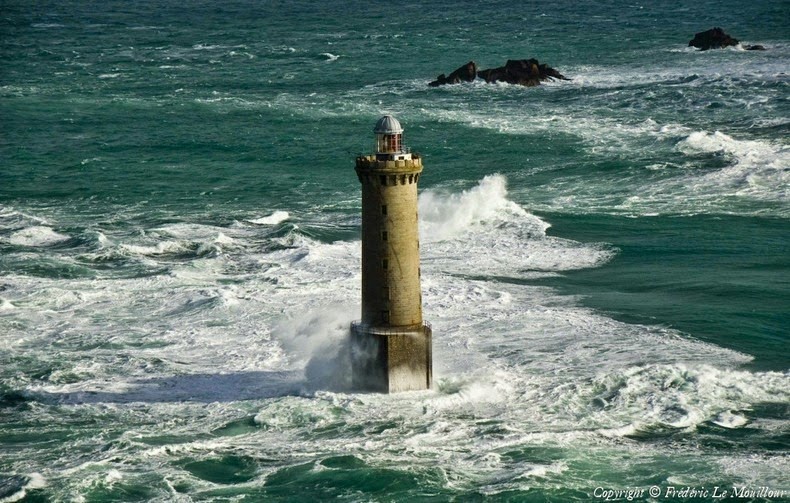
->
[[1, 177, 787, 500]]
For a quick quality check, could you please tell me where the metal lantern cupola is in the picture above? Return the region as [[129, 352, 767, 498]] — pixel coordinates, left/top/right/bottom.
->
[[374, 115, 410, 161]]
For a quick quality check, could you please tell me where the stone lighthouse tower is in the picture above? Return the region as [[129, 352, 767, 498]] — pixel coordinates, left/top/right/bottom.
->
[[351, 115, 432, 393]]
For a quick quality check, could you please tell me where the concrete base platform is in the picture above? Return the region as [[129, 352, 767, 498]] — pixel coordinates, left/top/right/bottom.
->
[[350, 322, 432, 393]]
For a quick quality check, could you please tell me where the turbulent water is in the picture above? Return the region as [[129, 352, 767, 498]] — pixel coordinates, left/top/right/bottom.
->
[[1, 1, 788, 501]]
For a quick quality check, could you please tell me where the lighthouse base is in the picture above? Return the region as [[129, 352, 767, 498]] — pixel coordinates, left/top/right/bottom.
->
[[350, 322, 432, 393]]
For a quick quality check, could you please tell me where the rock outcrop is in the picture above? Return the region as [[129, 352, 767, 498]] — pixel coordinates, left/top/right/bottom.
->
[[477, 59, 569, 86], [429, 58, 568, 87], [688, 27, 739, 50], [688, 28, 767, 51], [428, 61, 478, 87]]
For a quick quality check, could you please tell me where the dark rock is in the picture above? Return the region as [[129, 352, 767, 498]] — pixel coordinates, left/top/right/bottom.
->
[[428, 58, 569, 88], [744, 44, 766, 51], [477, 58, 569, 86], [429, 61, 478, 87], [689, 27, 739, 50]]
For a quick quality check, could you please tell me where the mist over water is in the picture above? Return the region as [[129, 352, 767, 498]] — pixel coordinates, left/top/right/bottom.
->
[[1, 0, 788, 501]]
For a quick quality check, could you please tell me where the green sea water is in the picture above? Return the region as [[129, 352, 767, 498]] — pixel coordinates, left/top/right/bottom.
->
[[1, 0, 788, 501]]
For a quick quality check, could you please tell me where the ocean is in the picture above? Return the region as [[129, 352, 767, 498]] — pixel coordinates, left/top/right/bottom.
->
[[1, 0, 788, 501]]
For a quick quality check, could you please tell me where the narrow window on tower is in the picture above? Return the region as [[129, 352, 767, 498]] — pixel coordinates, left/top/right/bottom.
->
[[381, 204, 387, 216], [381, 231, 388, 241], [382, 286, 390, 300], [379, 175, 387, 185], [381, 310, 390, 323], [382, 259, 389, 270]]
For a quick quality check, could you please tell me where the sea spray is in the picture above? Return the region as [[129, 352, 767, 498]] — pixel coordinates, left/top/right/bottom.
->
[[418, 175, 614, 276], [273, 306, 355, 392], [419, 174, 525, 242]]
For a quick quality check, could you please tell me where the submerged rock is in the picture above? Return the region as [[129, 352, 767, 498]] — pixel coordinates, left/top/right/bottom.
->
[[429, 61, 478, 87], [688, 27, 739, 50], [429, 58, 568, 87], [744, 44, 766, 51]]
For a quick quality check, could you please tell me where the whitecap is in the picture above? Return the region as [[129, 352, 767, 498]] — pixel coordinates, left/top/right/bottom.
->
[[104, 469, 123, 484], [517, 462, 568, 479], [192, 43, 224, 50], [248, 211, 290, 225], [579, 364, 787, 434], [419, 175, 615, 276], [119, 240, 190, 256], [712, 410, 749, 428], [8, 226, 69, 247], [419, 174, 534, 242], [676, 130, 789, 201], [0, 473, 46, 503]]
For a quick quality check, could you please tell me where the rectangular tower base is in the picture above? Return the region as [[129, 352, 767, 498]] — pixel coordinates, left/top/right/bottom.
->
[[350, 323, 432, 393]]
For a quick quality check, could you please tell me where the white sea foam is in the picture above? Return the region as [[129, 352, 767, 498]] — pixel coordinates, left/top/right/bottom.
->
[[0, 207, 49, 228], [603, 130, 790, 215], [712, 410, 749, 429], [119, 240, 195, 257], [518, 462, 568, 479], [4, 177, 788, 498], [248, 210, 290, 225], [419, 175, 615, 276], [420, 174, 533, 242], [677, 130, 789, 199], [26, 473, 46, 490], [718, 453, 790, 488], [0, 473, 46, 503], [272, 306, 354, 389], [7, 226, 69, 247], [581, 364, 788, 435], [114, 223, 248, 259]]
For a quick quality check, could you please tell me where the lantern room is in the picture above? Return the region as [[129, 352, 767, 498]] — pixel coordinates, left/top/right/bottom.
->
[[374, 115, 412, 161]]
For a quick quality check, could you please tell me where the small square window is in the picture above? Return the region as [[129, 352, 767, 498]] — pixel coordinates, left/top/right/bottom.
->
[[381, 231, 388, 241], [382, 259, 389, 270], [381, 205, 388, 215]]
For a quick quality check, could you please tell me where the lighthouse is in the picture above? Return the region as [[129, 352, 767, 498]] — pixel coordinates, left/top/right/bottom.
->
[[351, 115, 432, 393]]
